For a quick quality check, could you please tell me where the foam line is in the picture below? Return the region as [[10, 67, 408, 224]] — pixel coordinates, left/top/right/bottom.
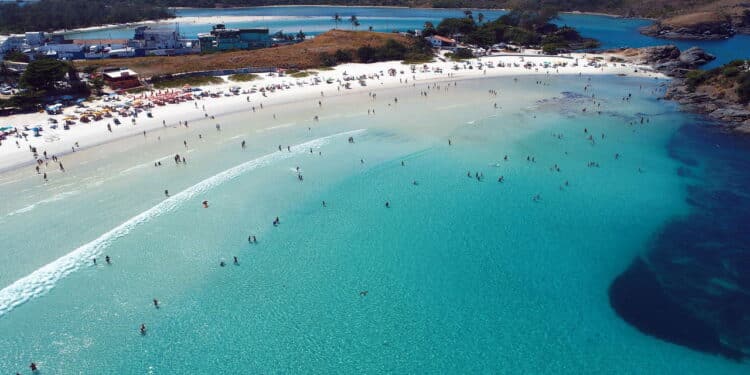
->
[[0, 129, 365, 317]]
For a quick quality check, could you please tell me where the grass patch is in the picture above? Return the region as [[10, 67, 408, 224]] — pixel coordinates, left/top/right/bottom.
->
[[228, 73, 261, 82], [289, 71, 315, 78], [151, 75, 224, 89], [316, 66, 335, 71]]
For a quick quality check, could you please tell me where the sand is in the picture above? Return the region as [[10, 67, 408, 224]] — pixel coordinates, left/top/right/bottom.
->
[[0, 50, 664, 173]]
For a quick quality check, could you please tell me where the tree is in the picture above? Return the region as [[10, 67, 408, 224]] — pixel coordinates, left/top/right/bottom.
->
[[90, 76, 104, 95], [423, 21, 436, 36], [4, 50, 29, 63], [437, 17, 477, 37], [296, 30, 306, 41], [350, 15, 359, 30], [333, 13, 341, 29], [20, 59, 69, 92]]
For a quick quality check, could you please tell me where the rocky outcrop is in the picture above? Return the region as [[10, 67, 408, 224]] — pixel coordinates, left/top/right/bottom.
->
[[641, 12, 736, 40], [611, 45, 749, 133], [665, 83, 750, 133], [616, 45, 715, 77]]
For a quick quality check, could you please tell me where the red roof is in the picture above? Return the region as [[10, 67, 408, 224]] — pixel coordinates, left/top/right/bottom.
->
[[432, 35, 456, 44]]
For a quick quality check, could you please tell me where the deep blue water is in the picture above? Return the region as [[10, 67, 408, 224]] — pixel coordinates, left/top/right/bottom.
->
[[609, 118, 750, 359]]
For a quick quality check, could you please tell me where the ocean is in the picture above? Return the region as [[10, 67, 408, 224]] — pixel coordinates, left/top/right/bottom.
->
[[1, 74, 749, 373]]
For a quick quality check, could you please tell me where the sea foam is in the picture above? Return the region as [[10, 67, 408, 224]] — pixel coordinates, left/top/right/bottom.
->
[[0, 129, 365, 317]]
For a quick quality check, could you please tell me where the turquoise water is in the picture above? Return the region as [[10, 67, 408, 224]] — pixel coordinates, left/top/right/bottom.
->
[[65, 6, 750, 68], [2, 75, 749, 373]]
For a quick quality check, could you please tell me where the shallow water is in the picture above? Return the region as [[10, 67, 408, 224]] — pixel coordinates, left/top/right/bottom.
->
[[2, 75, 749, 373], [66, 7, 750, 68]]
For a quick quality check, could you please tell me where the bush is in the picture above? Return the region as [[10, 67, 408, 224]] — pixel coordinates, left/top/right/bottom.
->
[[228, 73, 260, 82], [4, 50, 29, 63], [151, 75, 224, 89], [722, 66, 739, 78], [737, 72, 750, 104], [447, 47, 474, 61], [685, 70, 707, 92], [319, 52, 337, 67], [334, 49, 353, 63]]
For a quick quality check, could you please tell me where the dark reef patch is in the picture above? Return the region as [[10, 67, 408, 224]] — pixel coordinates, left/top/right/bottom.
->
[[609, 119, 750, 360]]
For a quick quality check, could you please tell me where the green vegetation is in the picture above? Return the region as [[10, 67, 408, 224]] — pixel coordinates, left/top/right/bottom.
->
[[1, 58, 89, 111], [431, 2, 598, 54], [319, 38, 433, 66], [289, 70, 315, 78], [357, 38, 434, 64], [685, 60, 750, 104], [151, 75, 224, 89], [446, 47, 473, 61], [0, 0, 172, 33], [4, 51, 30, 63], [228, 73, 261, 82]]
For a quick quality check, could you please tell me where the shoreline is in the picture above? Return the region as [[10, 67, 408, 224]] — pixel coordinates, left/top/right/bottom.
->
[[52, 6, 654, 37], [0, 51, 664, 175]]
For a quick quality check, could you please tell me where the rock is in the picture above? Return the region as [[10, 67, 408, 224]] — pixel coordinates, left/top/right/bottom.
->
[[710, 107, 750, 122], [639, 45, 681, 64], [679, 47, 716, 67]]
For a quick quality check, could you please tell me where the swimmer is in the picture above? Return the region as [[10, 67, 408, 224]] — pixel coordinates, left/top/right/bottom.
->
[[233, 256, 238, 265], [153, 299, 159, 308], [385, 201, 390, 208], [93, 258, 97, 265], [220, 260, 226, 267], [105, 255, 111, 264], [202, 200, 209, 208], [30, 363, 38, 372], [140, 324, 147, 335], [164, 190, 169, 197], [322, 200, 327, 207]]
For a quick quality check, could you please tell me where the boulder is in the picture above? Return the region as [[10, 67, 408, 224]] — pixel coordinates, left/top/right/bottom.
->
[[679, 47, 716, 67]]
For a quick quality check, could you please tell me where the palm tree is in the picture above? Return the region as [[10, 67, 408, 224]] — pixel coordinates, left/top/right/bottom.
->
[[350, 15, 359, 30], [333, 13, 341, 29]]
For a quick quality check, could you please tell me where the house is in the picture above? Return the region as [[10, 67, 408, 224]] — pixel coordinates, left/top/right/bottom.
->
[[198, 24, 270, 53], [426, 35, 456, 49], [102, 68, 140, 90]]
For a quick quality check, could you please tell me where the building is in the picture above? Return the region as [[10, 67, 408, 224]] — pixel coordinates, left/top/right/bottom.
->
[[102, 68, 140, 90], [130, 25, 199, 56], [0, 34, 28, 54], [426, 35, 456, 49], [198, 24, 270, 53], [37, 43, 85, 60]]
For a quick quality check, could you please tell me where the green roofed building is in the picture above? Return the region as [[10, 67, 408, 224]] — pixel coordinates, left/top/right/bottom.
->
[[198, 24, 271, 53]]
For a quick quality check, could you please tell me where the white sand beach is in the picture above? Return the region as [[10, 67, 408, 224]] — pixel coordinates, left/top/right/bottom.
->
[[0, 50, 664, 173]]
